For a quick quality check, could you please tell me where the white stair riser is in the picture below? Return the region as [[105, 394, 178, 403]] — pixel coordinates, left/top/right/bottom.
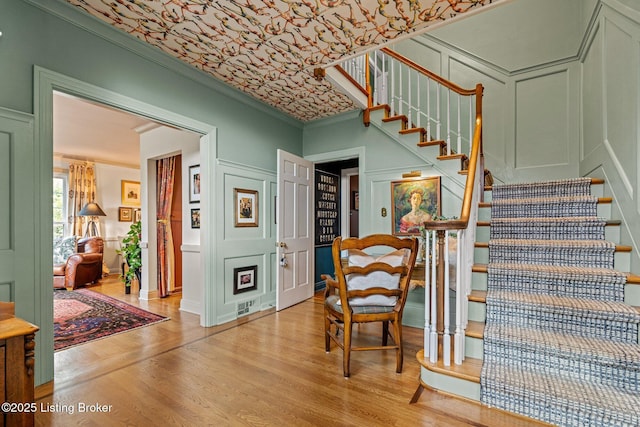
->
[[466, 335, 483, 360], [420, 367, 480, 401], [468, 300, 486, 322]]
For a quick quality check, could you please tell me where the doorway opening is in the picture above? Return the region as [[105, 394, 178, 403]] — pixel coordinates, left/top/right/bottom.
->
[[313, 157, 359, 291]]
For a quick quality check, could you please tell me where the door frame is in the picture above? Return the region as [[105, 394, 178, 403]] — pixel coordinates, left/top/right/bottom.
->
[[34, 67, 218, 383], [305, 147, 365, 235]]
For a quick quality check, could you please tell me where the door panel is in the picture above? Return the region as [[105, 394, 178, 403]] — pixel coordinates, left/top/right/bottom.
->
[[276, 150, 314, 311], [0, 108, 40, 377]]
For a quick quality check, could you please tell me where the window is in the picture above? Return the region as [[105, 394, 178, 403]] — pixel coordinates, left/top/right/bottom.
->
[[53, 175, 67, 239]]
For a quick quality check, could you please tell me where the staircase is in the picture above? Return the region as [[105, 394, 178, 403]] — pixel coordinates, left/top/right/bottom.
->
[[478, 178, 640, 426], [331, 49, 640, 426]]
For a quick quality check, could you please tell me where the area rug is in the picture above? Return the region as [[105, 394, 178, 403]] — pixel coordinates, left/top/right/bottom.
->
[[54, 288, 168, 351]]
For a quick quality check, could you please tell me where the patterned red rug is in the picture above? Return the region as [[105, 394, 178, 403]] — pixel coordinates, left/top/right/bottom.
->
[[54, 289, 168, 351]]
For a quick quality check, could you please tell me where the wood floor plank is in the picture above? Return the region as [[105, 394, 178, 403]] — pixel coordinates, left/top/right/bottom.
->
[[35, 275, 546, 426]]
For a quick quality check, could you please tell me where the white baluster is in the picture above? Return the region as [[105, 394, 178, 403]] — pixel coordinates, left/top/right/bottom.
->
[[454, 229, 465, 364], [443, 230, 451, 366], [391, 56, 395, 114], [417, 72, 421, 128], [407, 69, 412, 126], [424, 230, 430, 357], [436, 84, 441, 141], [469, 97, 473, 155], [446, 89, 451, 155], [429, 230, 438, 363], [398, 60, 403, 116], [457, 94, 462, 156], [426, 79, 431, 141]]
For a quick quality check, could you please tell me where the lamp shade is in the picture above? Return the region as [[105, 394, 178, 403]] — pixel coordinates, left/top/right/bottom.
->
[[78, 202, 107, 217]]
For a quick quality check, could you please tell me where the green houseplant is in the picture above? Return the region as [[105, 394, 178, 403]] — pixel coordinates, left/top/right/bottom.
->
[[118, 221, 142, 294]]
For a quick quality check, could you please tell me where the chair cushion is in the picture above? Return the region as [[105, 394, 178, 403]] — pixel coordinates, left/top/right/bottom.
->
[[345, 249, 406, 306], [326, 295, 395, 314], [53, 235, 77, 265]]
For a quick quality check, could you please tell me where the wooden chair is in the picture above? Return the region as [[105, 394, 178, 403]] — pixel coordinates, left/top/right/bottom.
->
[[321, 234, 418, 377]]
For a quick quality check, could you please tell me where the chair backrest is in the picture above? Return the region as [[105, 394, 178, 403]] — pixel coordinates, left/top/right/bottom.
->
[[331, 234, 418, 310], [77, 237, 104, 255]]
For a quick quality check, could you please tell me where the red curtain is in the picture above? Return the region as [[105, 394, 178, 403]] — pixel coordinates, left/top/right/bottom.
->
[[156, 156, 177, 298]]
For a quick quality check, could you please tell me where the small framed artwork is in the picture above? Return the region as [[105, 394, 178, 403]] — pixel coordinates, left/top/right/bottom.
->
[[352, 191, 359, 211], [189, 165, 201, 203], [391, 176, 441, 236], [233, 265, 257, 294], [234, 188, 258, 227], [191, 208, 200, 229], [134, 209, 141, 223], [119, 207, 133, 222], [121, 180, 141, 207]]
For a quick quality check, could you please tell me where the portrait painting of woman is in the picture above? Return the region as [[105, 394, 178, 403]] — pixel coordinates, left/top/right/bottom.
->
[[391, 177, 441, 235]]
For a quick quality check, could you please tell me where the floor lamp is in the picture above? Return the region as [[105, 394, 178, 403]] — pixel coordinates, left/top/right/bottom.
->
[[78, 202, 107, 237]]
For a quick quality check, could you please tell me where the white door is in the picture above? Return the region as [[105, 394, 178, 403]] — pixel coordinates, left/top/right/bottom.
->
[[276, 149, 314, 311]]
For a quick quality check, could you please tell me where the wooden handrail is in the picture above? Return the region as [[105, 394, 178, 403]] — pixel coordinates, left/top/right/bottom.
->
[[380, 48, 478, 96], [334, 64, 369, 99], [422, 116, 483, 231]]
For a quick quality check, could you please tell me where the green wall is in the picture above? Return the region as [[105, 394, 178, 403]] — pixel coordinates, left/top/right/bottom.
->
[[0, 0, 303, 386], [303, 0, 640, 323]]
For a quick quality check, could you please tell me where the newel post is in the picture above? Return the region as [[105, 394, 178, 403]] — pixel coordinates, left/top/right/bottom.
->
[[436, 229, 446, 336]]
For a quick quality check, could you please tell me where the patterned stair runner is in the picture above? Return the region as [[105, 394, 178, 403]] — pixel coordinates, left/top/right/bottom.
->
[[480, 177, 640, 426]]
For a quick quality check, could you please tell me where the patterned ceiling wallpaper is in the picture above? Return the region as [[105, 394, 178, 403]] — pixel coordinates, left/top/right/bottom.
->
[[66, 0, 502, 121]]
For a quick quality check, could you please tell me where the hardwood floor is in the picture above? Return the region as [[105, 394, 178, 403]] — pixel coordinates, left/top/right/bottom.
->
[[36, 275, 545, 426]]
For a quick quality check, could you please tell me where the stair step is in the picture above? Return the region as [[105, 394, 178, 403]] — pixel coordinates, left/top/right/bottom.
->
[[473, 263, 640, 285], [399, 127, 426, 137], [474, 241, 631, 251], [417, 139, 446, 148], [468, 290, 486, 303], [484, 178, 604, 191], [466, 320, 484, 339], [382, 114, 408, 129], [477, 219, 621, 227], [368, 104, 390, 114], [479, 197, 612, 208], [482, 363, 640, 426], [487, 291, 640, 342], [484, 177, 605, 192], [437, 153, 467, 161], [416, 349, 482, 383]]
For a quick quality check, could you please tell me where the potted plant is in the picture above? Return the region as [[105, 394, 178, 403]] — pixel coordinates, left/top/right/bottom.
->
[[118, 221, 141, 294]]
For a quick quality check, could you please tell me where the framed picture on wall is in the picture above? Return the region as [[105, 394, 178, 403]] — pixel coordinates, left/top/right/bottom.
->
[[233, 265, 257, 294], [391, 176, 441, 235], [191, 208, 200, 229], [134, 209, 141, 223], [189, 165, 201, 203], [121, 180, 141, 207], [234, 188, 258, 227], [119, 207, 133, 222]]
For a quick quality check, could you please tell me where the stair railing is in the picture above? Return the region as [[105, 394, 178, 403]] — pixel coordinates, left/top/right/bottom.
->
[[423, 118, 483, 366], [337, 49, 484, 366]]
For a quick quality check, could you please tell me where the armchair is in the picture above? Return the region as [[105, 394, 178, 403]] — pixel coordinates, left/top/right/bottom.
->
[[322, 234, 418, 377], [53, 237, 104, 290]]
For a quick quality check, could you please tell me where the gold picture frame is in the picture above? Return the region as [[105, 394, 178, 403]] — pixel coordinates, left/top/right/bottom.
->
[[121, 180, 141, 207], [391, 176, 441, 235], [234, 188, 258, 227], [119, 207, 133, 222]]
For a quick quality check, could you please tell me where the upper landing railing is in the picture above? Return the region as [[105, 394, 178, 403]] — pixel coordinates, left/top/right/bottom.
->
[[337, 49, 484, 366]]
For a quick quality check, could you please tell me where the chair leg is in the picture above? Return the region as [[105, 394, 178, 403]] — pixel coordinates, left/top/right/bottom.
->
[[324, 311, 331, 352], [343, 321, 352, 377], [393, 320, 403, 373], [382, 320, 389, 346]]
